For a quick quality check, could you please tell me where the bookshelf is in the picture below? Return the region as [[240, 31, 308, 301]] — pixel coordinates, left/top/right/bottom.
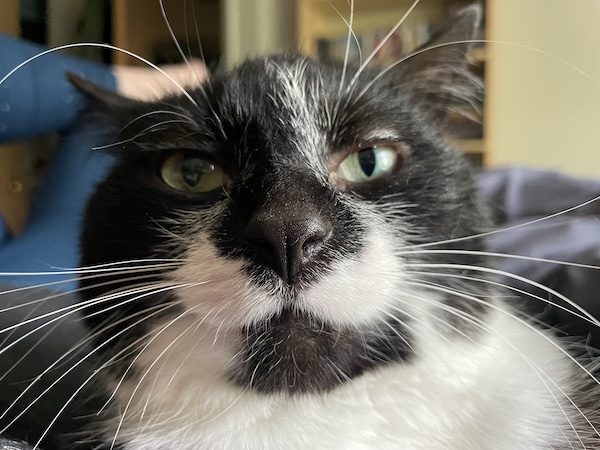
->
[[297, 0, 486, 165]]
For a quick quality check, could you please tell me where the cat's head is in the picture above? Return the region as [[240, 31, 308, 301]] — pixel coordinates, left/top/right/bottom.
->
[[73, 5, 489, 395]]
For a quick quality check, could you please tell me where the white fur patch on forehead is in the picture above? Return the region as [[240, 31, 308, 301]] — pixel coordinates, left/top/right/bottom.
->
[[266, 58, 330, 178]]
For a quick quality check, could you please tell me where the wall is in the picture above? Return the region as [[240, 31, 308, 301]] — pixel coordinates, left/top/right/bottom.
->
[[486, 0, 600, 177], [223, 0, 297, 67]]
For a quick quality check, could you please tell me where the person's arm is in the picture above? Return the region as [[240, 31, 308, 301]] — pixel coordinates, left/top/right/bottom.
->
[[0, 34, 117, 142]]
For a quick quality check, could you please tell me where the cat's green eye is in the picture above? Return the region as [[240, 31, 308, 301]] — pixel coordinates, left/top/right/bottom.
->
[[160, 152, 226, 194], [336, 145, 399, 183]]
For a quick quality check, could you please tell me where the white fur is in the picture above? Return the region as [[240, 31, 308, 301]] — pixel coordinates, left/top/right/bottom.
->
[[169, 228, 412, 328], [103, 225, 586, 449], [111, 303, 580, 449], [267, 59, 330, 179]]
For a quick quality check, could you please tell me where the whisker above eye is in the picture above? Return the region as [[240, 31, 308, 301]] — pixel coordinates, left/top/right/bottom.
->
[[333, 0, 361, 95], [159, 0, 191, 73], [91, 110, 197, 151], [347, 0, 421, 89]]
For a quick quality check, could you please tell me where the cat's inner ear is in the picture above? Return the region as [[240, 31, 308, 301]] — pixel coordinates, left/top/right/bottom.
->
[[393, 4, 483, 111]]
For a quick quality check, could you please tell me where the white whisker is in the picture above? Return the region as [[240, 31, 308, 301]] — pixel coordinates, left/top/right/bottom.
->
[[408, 269, 599, 329], [348, 0, 421, 88], [0, 43, 198, 106], [0, 284, 192, 426], [406, 262, 600, 328], [159, 0, 191, 73], [407, 248, 600, 272], [404, 279, 600, 444]]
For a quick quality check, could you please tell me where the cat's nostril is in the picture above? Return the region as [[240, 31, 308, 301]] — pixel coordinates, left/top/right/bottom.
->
[[300, 223, 330, 260], [244, 216, 332, 284]]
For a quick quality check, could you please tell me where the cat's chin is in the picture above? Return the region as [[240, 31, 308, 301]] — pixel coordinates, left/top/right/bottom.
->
[[229, 307, 365, 394], [229, 306, 414, 394]]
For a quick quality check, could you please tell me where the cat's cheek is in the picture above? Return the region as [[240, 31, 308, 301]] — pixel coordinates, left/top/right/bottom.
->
[[167, 239, 282, 328], [295, 228, 411, 326]]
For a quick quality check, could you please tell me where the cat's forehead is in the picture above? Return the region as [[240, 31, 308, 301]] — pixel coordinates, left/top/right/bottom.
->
[[214, 55, 330, 121], [206, 55, 413, 153], [199, 56, 332, 169]]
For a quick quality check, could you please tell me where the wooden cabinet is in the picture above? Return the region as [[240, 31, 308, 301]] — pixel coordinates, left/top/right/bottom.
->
[[0, 0, 19, 36], [0, 0, 29, 235], [111, 0, 221, 66]]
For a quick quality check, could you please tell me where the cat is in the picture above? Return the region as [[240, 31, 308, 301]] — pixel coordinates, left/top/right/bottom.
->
[[3, 3, 600, 449]]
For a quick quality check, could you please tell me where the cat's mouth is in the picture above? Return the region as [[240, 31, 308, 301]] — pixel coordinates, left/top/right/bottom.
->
[[228, 306, 414, 394], [229, 306, 366, 394]]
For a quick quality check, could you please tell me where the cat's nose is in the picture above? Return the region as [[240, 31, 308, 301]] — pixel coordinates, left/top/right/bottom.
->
[[244, 215, 332, 285]]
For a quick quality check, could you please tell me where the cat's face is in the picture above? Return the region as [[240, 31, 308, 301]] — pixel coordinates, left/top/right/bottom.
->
[[76, 6, 488, 395]]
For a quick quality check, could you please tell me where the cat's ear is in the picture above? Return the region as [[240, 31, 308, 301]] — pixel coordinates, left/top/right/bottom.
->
[[68, 73, 170, 147], [68, 73, 147, 123], [393, 4, 483, 114]]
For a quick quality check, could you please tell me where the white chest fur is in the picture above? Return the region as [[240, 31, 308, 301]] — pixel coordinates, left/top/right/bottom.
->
[[110, 304, 581, 450]]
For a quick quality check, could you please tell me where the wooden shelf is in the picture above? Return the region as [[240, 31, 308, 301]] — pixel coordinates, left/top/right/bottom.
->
[[0, 0, 19, 36], [112, 0, 221, 66]]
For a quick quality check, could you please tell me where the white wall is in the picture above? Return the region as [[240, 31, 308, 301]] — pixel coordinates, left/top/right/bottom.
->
[[486, 0, 600, 177]]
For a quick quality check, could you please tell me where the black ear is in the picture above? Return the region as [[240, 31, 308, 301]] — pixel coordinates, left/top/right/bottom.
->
[[394, 4, 483, 112], [68, 73, 162, 146], [68, 73, 203, 152], [67, 72, 146, 120]]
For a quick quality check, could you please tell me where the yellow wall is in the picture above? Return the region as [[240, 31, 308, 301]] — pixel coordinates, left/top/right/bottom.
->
[[486, 0, 600, 177]]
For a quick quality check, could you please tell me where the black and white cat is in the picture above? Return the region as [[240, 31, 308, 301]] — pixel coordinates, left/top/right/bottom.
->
[[9, 4, 600, 449]]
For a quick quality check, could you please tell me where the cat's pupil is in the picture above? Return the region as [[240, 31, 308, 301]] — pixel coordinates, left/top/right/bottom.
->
[[358, 148, 376, 177], [181, 158, 208, 186]]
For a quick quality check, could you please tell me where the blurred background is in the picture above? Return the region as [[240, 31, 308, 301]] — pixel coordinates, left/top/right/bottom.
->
[[1, 0, 600, 231]]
